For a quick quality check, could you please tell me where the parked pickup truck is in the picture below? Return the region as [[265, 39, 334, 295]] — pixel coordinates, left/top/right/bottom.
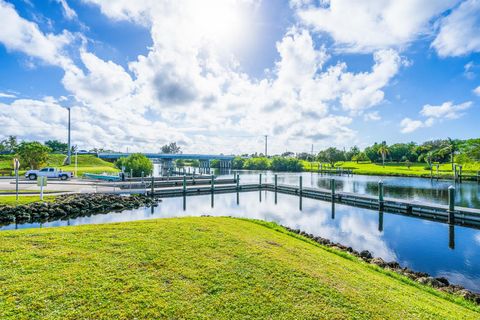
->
[[25, 167, 73, 181]]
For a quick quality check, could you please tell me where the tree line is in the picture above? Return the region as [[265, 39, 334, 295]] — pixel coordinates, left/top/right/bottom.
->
[[297, 138, 480, 167]]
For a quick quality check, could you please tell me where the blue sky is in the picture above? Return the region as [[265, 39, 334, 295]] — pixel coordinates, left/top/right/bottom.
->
[[0, 0, 479, 154]]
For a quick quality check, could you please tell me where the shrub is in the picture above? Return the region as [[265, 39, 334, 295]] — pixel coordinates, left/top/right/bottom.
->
[[115, 153, 153, 177], [271, 157, 302, 172]]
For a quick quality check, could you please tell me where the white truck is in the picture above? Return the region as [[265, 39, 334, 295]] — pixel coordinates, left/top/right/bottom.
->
[[25, 167, 73, 181]]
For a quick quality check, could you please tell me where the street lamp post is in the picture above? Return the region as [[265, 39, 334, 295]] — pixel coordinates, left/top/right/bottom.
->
[[75, 150, 78, 178], [67, 107, 71, 165]]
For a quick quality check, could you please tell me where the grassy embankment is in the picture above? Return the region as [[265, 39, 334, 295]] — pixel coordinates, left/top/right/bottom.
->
[[0, 195, 56, 206], [302, 160, 480, 179], [0, 154, 119, 176], [0, 217, 478, 319]]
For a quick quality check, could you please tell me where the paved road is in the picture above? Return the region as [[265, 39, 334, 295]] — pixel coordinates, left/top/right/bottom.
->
[[0, 178, 117, 195]]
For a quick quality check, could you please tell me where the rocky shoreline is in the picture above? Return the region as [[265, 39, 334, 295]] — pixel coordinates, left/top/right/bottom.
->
[[0, 193, 160, 226], [284, 226, 480, 305]]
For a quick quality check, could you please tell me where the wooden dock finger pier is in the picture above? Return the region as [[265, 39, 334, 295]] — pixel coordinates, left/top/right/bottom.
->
[[131, 174, 480, 229]]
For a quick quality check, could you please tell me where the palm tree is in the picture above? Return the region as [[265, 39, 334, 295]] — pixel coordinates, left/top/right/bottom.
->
[[447, 137, 456, 171], [377, 141, 390, 167]]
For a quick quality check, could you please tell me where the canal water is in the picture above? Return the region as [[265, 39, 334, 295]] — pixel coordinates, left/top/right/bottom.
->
[[2, 190, 480, 292], [216, 170, 480, 209]]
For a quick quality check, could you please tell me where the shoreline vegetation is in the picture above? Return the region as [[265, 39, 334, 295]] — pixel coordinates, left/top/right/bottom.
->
[[0, 217, 478, 319]]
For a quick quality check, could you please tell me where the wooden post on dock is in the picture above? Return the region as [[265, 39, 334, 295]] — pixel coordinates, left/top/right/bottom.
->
[[150, 175, 154, 197], [378, 180, 384, 210], [448, 185, 455, 224], [183, 175, 186, 194], [453, 165, 457, 182], [299, 176, 303, 196], [331, 179, 335, 202], [459, 165, 463, 183], [274, 174, 278, 190], [211, 175, 215, 192], [259, 174, 262, 188], [236, 174, 240, 191]]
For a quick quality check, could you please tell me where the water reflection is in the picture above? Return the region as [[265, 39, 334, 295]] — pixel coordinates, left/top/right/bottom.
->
[[3, 190, 480, 292]]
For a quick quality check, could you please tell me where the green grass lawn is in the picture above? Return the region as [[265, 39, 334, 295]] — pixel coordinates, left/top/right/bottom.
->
[[0, 195, 56, 206], [0, 217, 477, 319], [0, 154, 119, 176], [302, 160, 480, 179]]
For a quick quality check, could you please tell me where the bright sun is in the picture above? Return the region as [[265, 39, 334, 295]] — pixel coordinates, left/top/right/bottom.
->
[[187, 0, 253, 49]]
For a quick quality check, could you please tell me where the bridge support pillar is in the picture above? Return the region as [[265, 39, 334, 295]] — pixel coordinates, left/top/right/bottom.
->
[[160, 159, 173, 176]]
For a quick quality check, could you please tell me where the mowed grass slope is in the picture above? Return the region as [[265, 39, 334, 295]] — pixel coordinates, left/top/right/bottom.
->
[[302, 160, 480, 178], [0, 195, 55, 205], [0, 154, 118, 176], [0, 217, 478, 319]]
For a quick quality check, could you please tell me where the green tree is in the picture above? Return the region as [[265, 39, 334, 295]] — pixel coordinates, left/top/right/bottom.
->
[[243, 157, 270, 170], [0, 135, 17, 153], [232, 157, 246, 169], [160, 142, 182, 154], [115, 153, 153, 177], [16, 141, 51, 169], [352, 152, 370, 163], [317, 147, 345, 167], [271, 157, 302, 172], [345, 146, 360, 161], [45, 140, 68, 153], [377, 141, 389, 167]]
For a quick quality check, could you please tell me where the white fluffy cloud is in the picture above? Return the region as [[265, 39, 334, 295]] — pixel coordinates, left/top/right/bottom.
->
[[400, 118, 427, 133], [56, 0, 77, 20], [62, 51, 134, 104], [420, 101, 472, 119], [294, 0, 459, 52], [432, 0, 480, 57], [0, 0, 407, 153], [0, 0, 75, 68], [474, 86, 480, 96], [401, 101, 472, 133]]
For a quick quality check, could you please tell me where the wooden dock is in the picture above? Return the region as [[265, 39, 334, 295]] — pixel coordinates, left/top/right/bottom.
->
[[142, 181, 480, 229]]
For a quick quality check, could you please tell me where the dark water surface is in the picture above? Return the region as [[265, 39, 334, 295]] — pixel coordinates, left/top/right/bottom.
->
[[2, 190, 480, 292]]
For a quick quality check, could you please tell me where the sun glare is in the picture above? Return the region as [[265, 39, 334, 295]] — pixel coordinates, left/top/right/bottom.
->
[[188, 0, 253, 50]]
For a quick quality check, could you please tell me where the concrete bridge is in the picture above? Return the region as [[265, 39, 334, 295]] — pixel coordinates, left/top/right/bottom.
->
[[97, 153, 234, 175]]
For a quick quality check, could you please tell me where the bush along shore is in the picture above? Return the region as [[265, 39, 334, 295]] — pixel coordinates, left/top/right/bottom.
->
[[0, 193, 160, 226], [283, 226, 480, 305]]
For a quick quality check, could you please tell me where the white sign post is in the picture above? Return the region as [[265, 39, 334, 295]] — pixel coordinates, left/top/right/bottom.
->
[[13, 158, 20, 201], [37, 176, 48, 200]]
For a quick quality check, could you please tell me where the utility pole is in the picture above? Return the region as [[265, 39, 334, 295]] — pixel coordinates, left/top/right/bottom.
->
[[67, 107, 71, 165], [264, 135, 268, 157]]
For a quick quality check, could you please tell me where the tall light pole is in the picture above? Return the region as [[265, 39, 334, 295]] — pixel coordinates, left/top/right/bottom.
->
[[67, 107, 71, 165], [264, 135, 268, 157]]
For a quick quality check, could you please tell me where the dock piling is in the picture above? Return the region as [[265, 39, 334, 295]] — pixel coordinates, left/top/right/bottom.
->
[[259, 174, 262, 187], [274, 174, 278, 190], [211, 175, 215, 192], [236, 174, 240, 190], [448, 185, 455, 224], [183, 175, 186, 194], [150, 175, 154, 197], [378, 180, 384, 209], [331, 178, 336, 202], [299, 176, 303, 195]]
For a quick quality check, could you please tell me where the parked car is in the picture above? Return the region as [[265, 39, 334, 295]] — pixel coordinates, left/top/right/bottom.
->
[[25, 167, 73, 181]]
